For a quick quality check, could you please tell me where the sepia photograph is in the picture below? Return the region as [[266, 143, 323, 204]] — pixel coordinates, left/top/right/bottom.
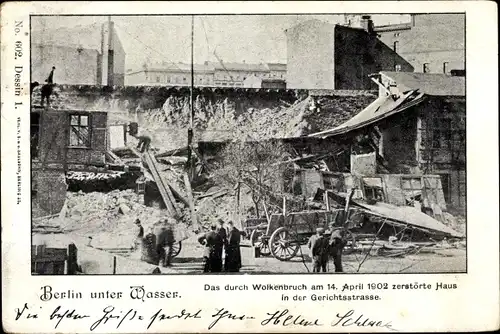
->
[[30, 13, 466, 275]]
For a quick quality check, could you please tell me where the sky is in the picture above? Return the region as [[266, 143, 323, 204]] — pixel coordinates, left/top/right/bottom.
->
[[31, 14, 411, 71]]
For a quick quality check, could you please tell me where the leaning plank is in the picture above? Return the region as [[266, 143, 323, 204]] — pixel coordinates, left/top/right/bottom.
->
[[142, 150, 179, 217], [183, 172, 199, 230]]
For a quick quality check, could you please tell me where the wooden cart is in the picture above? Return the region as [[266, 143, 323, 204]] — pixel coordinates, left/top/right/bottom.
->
[[250, 209, 355, 261]]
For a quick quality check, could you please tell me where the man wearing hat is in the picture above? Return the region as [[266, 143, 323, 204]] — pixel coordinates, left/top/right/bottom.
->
[[330, 227, 347, 272], [198, 224, 224, 273], [307, 227, 330, 273]]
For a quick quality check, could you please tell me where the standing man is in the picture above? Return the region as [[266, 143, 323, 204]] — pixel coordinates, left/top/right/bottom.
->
[[163, 219, 176, 267], [330, 227, 347, 273], [141, 226, 158, 265], [198, 224, 224, 273], [133, 219, 144, 250], [307, 227, 330, 273], [216, 218, 228, 269], [156, 219, 175, 267], [41, 66, 56, 107], [224, 221, 242, 272]]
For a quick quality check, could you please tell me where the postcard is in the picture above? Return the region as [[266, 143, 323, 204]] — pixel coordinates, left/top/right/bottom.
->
[[1, 1, 498, 332]]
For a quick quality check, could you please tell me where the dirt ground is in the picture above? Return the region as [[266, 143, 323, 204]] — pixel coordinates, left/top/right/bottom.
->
[[162, 236, 466, 274], [34, 231, 465, 275]]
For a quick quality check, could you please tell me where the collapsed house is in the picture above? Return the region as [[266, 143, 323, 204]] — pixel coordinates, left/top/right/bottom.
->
[[308, 71, 466, 212]]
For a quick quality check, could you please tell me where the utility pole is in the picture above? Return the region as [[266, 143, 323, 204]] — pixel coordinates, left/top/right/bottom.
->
[[186, 15, 195, 179]]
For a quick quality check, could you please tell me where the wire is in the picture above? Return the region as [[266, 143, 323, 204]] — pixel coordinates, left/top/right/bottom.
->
[[115, 24, 184, 72]]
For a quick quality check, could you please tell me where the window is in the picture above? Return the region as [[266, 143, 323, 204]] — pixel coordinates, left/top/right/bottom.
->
[[432, 118, 452, 149], [395, 64, 402, 72], [394, 32, 400, 37], [183, 77, 186, 82], [401, 176, 422, 205], [423, 63, 430, 73], [69, 114, 90, 147], [156, 76, 160, 83], [443, 62, 449, 74], [167, 76, 171, 83], [363, 178, 385, 202], [393, 41, 399, 52]]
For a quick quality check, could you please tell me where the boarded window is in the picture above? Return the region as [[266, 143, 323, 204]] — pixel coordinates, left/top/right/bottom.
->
[[69, 114, 90, 147]]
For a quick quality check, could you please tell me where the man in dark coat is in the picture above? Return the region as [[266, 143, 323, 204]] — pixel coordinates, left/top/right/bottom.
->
[[307, 227, 330, 273], [330, 227, 347, 272], [157, 219, 175, 267], [141, 227, 158, 265], [215, 219, 228, 268], [224, 221, 242, 272], [198, 224, 224, 273]]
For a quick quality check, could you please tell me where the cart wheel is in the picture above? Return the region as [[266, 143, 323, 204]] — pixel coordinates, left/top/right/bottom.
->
[[269, 227, 300, 261], [251, 229, 271, 256], [171, 241, 182, 258]]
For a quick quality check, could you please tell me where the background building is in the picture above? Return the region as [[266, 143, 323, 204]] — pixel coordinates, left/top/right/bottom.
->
[[125, 61, 287, 87], [31, 19, 125, 86], [286, 17, 413, 90], [375, 14, 465, 74], [125, 62, 215, 86]]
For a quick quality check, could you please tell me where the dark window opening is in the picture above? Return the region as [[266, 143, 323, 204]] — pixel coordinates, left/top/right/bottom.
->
[[69, 114, 90, 147], [423, 63, 430, 73], [156, 76, 160, 83], [393, 41, 399, 52], [364, 186, 385, 202], [31, 112, 41, 158]]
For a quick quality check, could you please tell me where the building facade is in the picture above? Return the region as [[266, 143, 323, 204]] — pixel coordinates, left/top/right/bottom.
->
[[31, 20, 126, 86], [125, 62, 216, 87], [286, 18, 413, 90], [375, 14, 465, 74], [125, 61, 287, 88]]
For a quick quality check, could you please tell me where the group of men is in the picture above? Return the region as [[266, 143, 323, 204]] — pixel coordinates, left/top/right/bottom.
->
[[135, 218, 176, 267], [307, 227, 347, 273], [198, 219, 242, 273]]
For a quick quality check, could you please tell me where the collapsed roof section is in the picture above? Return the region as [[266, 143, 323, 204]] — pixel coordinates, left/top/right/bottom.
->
[[308, 89, 425, 138]]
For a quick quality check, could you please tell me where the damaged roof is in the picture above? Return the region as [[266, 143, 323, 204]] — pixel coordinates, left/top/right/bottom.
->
[[380, 71, 466, 96], [309, 90, 425, 138]]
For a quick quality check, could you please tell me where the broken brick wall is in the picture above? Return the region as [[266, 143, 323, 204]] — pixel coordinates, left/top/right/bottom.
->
[[31, 85, 376, 140]]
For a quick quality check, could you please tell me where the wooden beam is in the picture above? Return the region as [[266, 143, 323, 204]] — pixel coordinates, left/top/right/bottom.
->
[[183, 172, 199, 230], [370, 77, 391, 96], [142, 150, 179, 217]]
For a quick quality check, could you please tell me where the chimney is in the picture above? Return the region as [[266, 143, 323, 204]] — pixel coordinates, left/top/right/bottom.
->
[[100, 16, 114, 86], [361, 15, 374, 35]]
